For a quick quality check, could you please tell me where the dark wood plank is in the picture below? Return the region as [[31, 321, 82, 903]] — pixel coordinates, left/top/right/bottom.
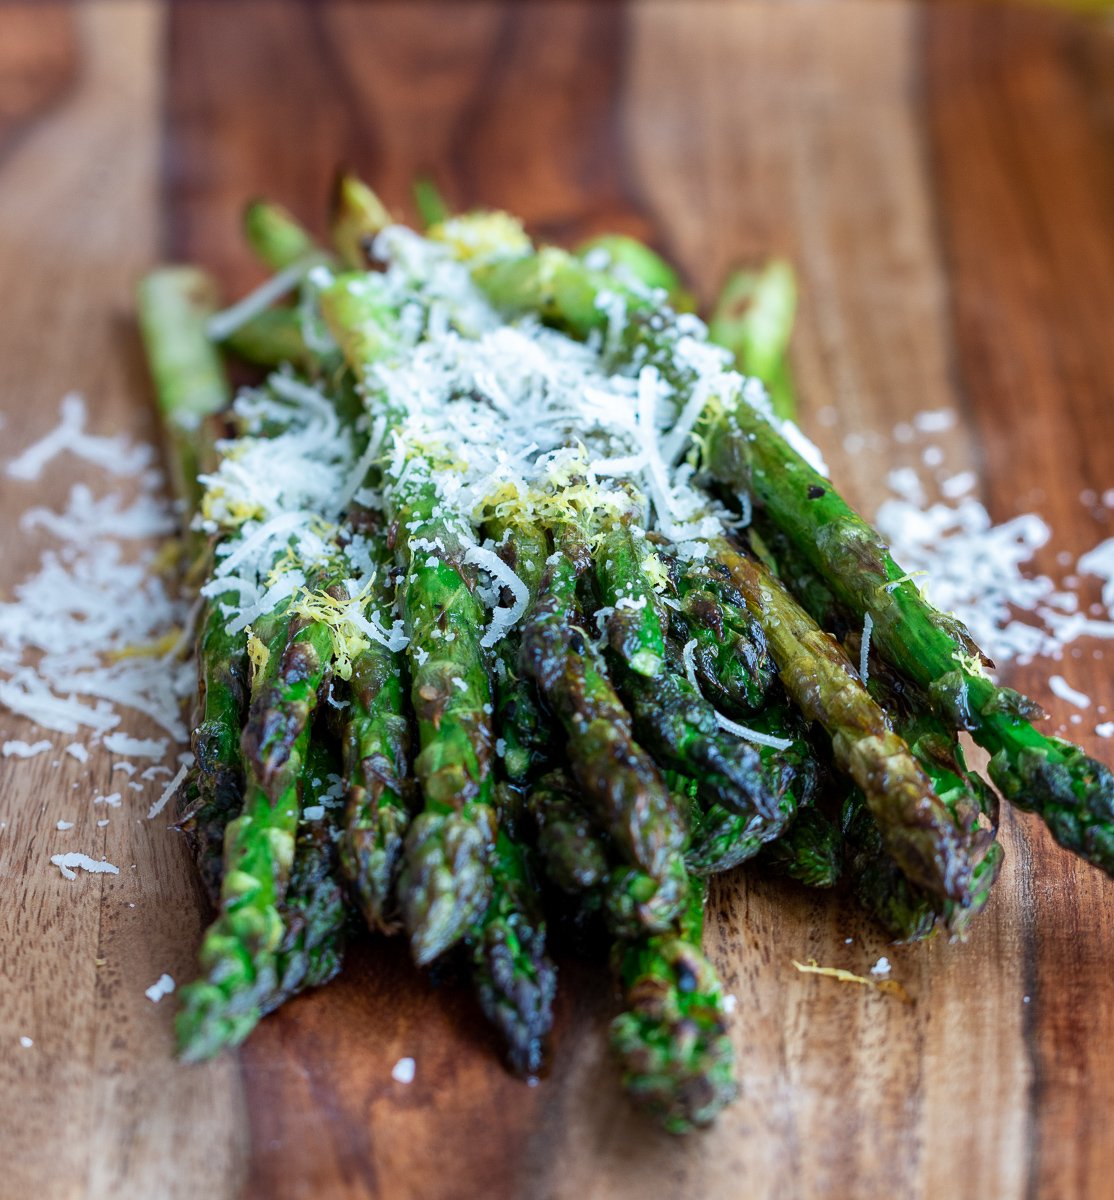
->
[[924, 8, 1114, 1198]]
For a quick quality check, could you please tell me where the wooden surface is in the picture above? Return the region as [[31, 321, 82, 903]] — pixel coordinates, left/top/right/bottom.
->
[[2, 3, 1114, 1197]]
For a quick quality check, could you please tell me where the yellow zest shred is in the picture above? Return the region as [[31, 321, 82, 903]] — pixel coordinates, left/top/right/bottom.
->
[[290, 579, 377, 681], [879, 570, 928, 595], [791, 958, 912, 1003], [478, 455, 635, 537], [105, 628, 183, 663], [245, 629, 271, 677], [149, 539, 186, 576], [641, 550, 671, 593], [429, 211, 532, 262]]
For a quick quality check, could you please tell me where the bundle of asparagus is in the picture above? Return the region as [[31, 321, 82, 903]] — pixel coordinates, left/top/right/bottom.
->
[[138, 176, 1114, 1135]]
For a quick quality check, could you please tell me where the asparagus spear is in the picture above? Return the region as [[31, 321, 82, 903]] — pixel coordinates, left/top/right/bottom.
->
[[469, 808, 557, 1078], [136, 266, 230, 540], [174, 564, 336, 1060], [707, 260, 798, 421], [530, 769, 611, 894], [220, 307, 314, 372], [177, 733, 348, 1058], [392, 456, 498, 964], [137, 264, 244, 903], [485, 517, 551, 784], [759, 528, 1005, 921], [683, 705, 816, 876], [575, 233, 695, 313], [699, 397, 1114, 875], [609, 876, 738, 1134], [757, 807, 843, 888], [529, 767, 691, 934], [842, 788, 1004, 942], [176, 598, 249, 905], [243, 199, 321, 271], [595, 525, 786, 822], [176, 581, 337, 1061], [709, 539, 977, 902], [320, 265, 499, 964], [413, 177, 451, 230], [520, 540, 685, 891], [270, 742, 349, 1000], [337, 545, 413, 935], [330, 172, 392, 269], [664, 561, 775, 716]]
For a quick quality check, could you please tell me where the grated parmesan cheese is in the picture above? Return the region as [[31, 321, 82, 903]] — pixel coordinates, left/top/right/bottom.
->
[[391, 1057, 416, 1084], [2, 739, 52, 758], [859, 613, 873, 685], [50, 852, 120, 881], [144, 973, 176, 1003], [103, 733, 168, 759], [1048, 675, 1090, 710], [714, 713, 795, 751], [148, 764, 188, 820], [6, 393, 153, 482]]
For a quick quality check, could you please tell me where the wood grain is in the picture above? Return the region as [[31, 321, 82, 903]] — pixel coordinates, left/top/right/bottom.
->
[[3, 1, 1114, 1197], [0, 6, 248, 1198], [926, 8, 1114, 1196]]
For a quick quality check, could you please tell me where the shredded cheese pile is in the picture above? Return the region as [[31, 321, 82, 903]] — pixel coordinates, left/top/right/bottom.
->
[[875, 430, 1114, 687], [1, 396, 193, 740]]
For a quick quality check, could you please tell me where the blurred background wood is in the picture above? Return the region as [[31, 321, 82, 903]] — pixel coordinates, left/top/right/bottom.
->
[[2, 1, 1113, 1197]]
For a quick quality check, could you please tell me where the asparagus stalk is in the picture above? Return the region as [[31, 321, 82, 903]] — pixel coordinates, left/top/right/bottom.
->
[[137, 264, 244, 903], [760, 527, 1005, 920], [392, 456, 498, 964], [520, 540, 685, 891], [665, 561, 775, 716], [485, 517, 551, 784], [413, 177, 451, 230], [469, 804, 558, 1079], [270, 742, 349, 1000], [595, 525, 787, 822], [176, 598, 249, 905], [530, 769, 612, 894], [330, 172, 392, 269], [757, 807, 843, 889], [710, 539, 977, 902], [699, 397, 1114, 875], [220, 307, 314, 371], [319, 265, 498, 965], [707, 260, 798, 421], [136, 266, 230, 539], [609, 876, 738, 1134], [176, 577, 338, 1061], [575, 233, 695, 313], [243, 199, 321, 271], [337, 545, 413, 935], [683, 706, 815, 876]]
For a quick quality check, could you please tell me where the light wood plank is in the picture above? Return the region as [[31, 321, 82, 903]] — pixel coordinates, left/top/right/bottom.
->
[[0, 5, 248, 1197]]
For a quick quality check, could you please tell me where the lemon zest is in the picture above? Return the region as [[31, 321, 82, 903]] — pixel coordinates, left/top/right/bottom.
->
[[791, 958, 912, 1003], [105, 628, 183, 663]]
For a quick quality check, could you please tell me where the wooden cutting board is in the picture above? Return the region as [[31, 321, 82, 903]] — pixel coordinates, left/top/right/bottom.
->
[[3, 3, 1114, 1197]]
